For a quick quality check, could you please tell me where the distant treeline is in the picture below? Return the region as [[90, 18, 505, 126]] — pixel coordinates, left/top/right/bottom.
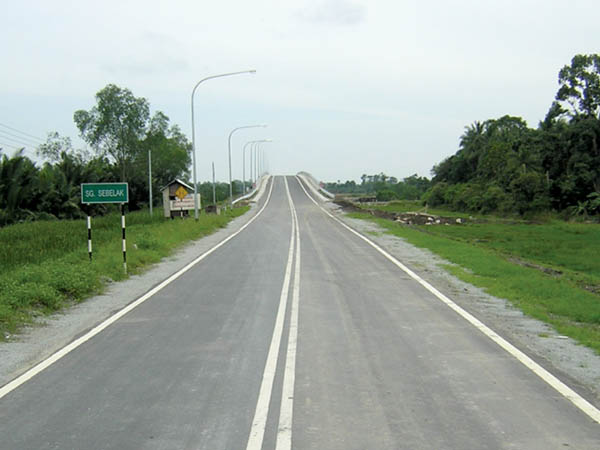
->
[[0, 84, 248, 227], [327, 54, 600, 217], [325, 173, 431, 202]]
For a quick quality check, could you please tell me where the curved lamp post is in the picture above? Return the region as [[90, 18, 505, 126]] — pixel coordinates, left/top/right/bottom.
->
[[190, 70, 256, 220], [228, 125, 267, 206], [253, 140, 272, 184], [243, 139, 271, 194]]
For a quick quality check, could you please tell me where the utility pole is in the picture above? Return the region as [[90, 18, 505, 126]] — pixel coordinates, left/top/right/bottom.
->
[[212, 162, 216, 205], [148, 149, 153, 216]]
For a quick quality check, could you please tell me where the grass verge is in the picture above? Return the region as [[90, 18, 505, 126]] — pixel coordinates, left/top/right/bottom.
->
[[0, 207, 248, 340], [347, 212, 600, 353]]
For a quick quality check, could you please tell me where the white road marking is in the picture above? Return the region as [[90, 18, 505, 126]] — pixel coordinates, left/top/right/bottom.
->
[[295, 175, 600, 425], [246, 177, 297, 450], [276, 178, 302, 450], [0, 177, 276, 401], [252, 175, 271, 205], [296, 173, 329, 202]]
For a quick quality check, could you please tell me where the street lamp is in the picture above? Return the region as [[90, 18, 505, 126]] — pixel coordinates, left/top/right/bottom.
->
[[253, 140, 272, 184], [190, 69, 256, 220], [255, 141, 262, 181], [148, 148, 153, 216], [243, 139, 271, 194], [250, 142, 256, 183], [259, 147, 267, 176], [228, 125, 267, 206]]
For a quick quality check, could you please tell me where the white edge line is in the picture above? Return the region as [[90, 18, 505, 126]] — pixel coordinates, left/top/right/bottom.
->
[[246, 176, 297, 450], [295, 176, 600, 425], [233, 175, 271, 206], [251, 175, 271, 204], [0, 178, 276, 401], [296, 173, 328, 203]]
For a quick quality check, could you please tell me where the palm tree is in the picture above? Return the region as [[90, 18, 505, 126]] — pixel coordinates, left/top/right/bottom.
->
[[0, 150, 39, 225]]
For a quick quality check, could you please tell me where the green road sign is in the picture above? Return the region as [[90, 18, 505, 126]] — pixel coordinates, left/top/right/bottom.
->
[[81, 183, 129, 204]]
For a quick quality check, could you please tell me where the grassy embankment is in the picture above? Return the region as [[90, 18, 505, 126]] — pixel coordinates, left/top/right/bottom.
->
[[349, 200, 600, 353], [0, 207, 248, 340]]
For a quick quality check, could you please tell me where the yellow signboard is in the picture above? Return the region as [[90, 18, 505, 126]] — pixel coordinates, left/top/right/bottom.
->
[[175, 186, 188, 200]]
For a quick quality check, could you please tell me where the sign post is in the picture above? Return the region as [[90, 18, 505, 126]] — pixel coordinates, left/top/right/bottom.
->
[[175, 185, 187, 219], [81, 183, 129, 272], [87, 216, 92, 261], [121, 204, 127, 273]]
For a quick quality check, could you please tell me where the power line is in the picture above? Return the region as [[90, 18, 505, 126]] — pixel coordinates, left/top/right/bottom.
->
[[0, 141, 23, 151], [0, 122, 44, 143], [0, 129, 40, 147], [0, 132, 36, 148]]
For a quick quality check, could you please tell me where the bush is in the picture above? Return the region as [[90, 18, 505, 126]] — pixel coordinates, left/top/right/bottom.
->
[[481, 185, 508, 214], [376, 190, 398, 202], [422, 182, 448, 207], [510, 172, 551, 214], [441, 183, 485, 212]]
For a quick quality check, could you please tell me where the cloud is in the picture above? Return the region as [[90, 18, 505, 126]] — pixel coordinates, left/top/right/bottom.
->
[[295, 0, 367, 26]]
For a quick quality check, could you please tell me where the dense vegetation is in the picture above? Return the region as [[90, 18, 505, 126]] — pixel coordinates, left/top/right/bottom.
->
[[0, 84, 248, 227], [328, 54, 600, 218]]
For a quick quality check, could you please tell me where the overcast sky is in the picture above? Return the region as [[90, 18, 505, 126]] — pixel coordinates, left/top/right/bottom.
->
[[1, 0, 598, 183]]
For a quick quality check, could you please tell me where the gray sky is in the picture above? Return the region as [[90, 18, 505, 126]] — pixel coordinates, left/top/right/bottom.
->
[[1, 0, 598, 183]]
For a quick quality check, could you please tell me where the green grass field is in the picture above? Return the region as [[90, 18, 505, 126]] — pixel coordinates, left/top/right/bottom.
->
[[348, 211, 600, 353], [0, 207, 248, 340]]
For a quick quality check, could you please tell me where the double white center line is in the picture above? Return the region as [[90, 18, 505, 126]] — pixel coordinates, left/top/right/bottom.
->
[[246, 177, 301, 450]]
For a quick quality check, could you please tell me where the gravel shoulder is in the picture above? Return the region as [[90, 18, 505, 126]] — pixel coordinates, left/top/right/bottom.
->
[[325, 202, 600, 407]]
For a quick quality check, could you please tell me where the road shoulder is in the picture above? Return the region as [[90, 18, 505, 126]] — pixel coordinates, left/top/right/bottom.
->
[[325, 202, 600, 406]]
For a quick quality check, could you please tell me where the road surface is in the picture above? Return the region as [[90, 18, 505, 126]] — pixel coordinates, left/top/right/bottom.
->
[[0, 175, 598, 449]]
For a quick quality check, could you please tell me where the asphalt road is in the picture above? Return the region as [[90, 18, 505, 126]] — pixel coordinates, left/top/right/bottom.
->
[[0, 175, 599, 449]]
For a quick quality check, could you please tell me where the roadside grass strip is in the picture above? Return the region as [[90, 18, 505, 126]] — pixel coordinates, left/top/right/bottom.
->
[[0, 207, 249, 340]]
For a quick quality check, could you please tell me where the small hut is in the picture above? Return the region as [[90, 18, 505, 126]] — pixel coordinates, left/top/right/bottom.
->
[[161, 179, 200, 218]]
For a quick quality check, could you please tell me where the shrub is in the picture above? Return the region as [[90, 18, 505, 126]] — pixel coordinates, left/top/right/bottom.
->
[[510, 172, 551, 214], [481, 185, 508, 214], [422, 182, 448, 207], [376, 190, 398, 202]]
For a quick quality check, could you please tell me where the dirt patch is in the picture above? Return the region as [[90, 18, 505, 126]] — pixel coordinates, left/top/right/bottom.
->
[[508, 257, 563, 277], [334, 199, 467, 225]]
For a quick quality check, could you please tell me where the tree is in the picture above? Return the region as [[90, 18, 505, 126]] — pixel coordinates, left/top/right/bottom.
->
[[426, 54, 600, 215], [394, 174, 431, 200], [132, 112, 192, 209], [0, 150, 40, 225], [37, 131, 94, 165], [433, 116, 535, 188], [540, 55, 600, 208], [74, 84, 150, 181], [509, 172, 550, 215], [554, 54, 600, 120], [36, 132, 73, 163]]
